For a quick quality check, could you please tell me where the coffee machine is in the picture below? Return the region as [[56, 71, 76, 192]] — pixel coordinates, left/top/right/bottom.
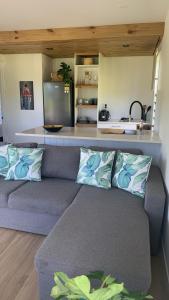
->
[[99, 104, 111, 121]]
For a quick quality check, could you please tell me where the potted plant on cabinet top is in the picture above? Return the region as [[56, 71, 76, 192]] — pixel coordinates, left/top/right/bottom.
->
[[57, 62, 72, 93]]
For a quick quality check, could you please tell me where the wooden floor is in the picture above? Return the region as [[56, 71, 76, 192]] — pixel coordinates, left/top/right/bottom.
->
[[150, 254, 169, 300], [0, 228, 44, 300], [0, 228, 168, 300]]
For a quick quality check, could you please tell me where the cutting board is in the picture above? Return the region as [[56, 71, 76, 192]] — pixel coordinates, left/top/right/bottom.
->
[[100, 128, 125, 134]]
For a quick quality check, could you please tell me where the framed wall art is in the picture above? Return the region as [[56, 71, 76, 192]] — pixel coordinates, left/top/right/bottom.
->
[[20, 81, 34, 110]]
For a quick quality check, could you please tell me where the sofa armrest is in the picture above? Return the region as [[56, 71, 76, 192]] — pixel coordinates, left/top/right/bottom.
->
[[144, 165, 166, 255]]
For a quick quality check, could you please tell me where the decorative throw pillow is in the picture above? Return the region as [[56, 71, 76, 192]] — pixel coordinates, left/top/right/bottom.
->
[[77, 147, 115, 189], [5, 146, 44, 181], [112, 151, 152, 198], [0, 144, 11, 177]]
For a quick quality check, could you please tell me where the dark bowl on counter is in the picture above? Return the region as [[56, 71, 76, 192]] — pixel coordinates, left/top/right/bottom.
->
[[43, 125, 63, 132]]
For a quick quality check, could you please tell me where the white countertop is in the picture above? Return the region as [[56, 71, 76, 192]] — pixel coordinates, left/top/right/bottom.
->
[[16, 126, 161, 144]]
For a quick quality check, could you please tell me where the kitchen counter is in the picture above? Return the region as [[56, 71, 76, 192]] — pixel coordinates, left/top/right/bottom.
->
[[16, 126, 161, 144], [97, 119, 152, 130], [98, 119, 149, 123]]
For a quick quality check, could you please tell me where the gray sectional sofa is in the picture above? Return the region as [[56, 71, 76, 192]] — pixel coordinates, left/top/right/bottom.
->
[[0, 144, 166, 300]]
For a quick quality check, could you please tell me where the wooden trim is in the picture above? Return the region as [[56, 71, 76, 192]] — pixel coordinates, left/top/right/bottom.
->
[[75, 52, 99, 56], [153, 37, 162, 55], [0, 23, 164, 45]]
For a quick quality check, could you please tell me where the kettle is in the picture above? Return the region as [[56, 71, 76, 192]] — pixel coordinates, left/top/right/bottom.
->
[[99, 104, 111, 121]]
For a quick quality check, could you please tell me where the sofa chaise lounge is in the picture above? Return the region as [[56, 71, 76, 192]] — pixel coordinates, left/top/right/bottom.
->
[[0, 144, 166, 300]]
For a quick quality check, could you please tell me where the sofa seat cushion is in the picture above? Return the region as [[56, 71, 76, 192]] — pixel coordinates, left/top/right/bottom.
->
[[35, 185, 151, 293], [8, 178, 81, 216], [0, 176, 26, 208]]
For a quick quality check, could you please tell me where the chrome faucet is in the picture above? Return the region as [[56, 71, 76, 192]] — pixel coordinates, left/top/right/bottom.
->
[[129, 101, 144, 122]]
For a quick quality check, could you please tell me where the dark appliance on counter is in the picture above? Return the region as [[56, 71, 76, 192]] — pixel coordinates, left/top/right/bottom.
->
[[43, 81, 74, 126], [99, 104, 111, 121]]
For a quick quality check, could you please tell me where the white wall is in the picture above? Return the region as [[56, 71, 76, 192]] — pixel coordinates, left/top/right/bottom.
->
[[0, 55, 5, 137], [0, 54, 155, 142], [1, 54, 44, 143], [42, 54, 52, 81], [158, 9, 169, 275], [52, 57, 154, 122], [99, 56, 154, 121]]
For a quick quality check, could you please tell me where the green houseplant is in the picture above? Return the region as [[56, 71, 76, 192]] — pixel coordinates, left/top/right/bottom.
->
[[51, 271, 153, 300], [57, 62, 72, 84], [57, 62, 72, 93]]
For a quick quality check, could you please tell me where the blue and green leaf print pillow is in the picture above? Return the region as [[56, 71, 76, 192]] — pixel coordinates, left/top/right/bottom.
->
[[112, 151, 152, 198], [77, 148, 115, 189], [0, 144, 11, 177], [5, 146, 44, 181]]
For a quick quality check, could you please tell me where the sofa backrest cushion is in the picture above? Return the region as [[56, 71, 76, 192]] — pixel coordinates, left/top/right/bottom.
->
[[39, 144, 143, 180], [12, 142, 38, 148], [39, 145, 81, 180]]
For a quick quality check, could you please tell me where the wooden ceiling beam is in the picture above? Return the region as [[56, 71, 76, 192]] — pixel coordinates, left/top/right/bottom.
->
[[0, 23, 164, 45]]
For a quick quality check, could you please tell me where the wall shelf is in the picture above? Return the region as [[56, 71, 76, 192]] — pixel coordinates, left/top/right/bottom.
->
[[74, 53, 100, 127], [77, 104, 97, 109], [76, 84, 98, 88], [76, 123, 97, 127], [75, 54, 99, 65], [75, 64, 99, 68]]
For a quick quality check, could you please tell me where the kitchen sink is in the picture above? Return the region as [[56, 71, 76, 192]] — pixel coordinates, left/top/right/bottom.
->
[[124, 129, 137, 135]]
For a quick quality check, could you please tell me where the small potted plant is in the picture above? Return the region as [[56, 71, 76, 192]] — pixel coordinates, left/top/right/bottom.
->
[[51, 271, 153, 300]]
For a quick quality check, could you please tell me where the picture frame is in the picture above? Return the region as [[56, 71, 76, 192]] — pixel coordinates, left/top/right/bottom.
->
[[20, 81, 34, 110]]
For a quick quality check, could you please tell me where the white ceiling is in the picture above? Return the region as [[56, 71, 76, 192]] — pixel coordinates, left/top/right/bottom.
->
[[0, 0, 168, 31]]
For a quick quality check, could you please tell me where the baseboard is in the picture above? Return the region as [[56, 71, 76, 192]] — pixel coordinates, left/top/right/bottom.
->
[[162, 241, 169, 288]]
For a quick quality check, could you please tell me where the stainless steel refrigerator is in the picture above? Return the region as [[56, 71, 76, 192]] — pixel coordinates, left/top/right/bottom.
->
[[43, 82, 74, 126]]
